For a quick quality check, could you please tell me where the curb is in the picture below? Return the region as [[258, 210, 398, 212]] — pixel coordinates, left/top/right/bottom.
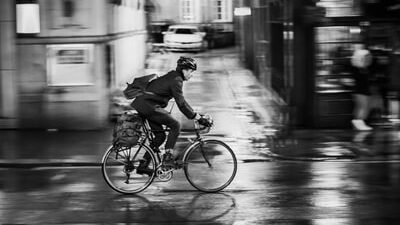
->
[[0, 160, 101, 168]]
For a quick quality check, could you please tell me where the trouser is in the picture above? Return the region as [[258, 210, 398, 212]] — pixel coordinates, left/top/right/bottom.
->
[[140, 108, 181, 164], [353, 93, 370, 120]]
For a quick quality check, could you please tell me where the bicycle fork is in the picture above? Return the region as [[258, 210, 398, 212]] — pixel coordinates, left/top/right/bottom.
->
[[199, 141, 212, 168]]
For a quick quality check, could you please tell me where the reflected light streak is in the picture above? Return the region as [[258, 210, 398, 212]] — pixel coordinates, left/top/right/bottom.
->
[[312, 218, 356, 225], [309, 163, 351, 210], [0, 191, 4, 219], [233, 221, 253, 225], [315, 146, 348, 157], [311, 189, 347, 207], [60, 182, 96, 192]]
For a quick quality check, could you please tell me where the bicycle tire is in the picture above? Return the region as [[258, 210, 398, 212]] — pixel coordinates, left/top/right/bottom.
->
[[101, 144, 156, 194], [183, 139, 237, 192]]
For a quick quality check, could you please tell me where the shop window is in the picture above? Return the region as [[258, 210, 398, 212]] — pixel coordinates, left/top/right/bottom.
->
[[47, 44, 94, 86], [314, 26, 362, 93], [316, 0, 361, 17]]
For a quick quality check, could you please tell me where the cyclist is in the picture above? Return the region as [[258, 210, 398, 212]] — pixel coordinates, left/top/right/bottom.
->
[[131, 56, 210, 175]]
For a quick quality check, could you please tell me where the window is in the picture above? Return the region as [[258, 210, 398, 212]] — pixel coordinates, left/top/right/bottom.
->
[[316, 0, 361, 17], [215, 0, 223, 20], [180, 0, 195, 22], [213, 0, 232, 22], [47, 44, 94, 86], [16, 0, 40, 34], [175, 28, 196, 34], [314, 26, 362, 93]]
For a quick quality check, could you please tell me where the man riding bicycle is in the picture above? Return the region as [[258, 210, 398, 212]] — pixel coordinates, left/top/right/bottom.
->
[[131, 56, 210, 175]]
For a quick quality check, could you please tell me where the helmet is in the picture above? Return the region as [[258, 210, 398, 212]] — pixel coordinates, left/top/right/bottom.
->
[[177, 57, 197, 70]]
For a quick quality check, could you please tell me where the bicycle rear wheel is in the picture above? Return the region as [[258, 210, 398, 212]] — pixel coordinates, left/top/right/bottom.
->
[[101, 144, 156, 194], [183, 139, 237, 192]]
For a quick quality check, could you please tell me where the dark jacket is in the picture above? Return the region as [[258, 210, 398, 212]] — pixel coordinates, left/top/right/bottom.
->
[[351, 66, 372, 95], [131, 70, 196, 119]]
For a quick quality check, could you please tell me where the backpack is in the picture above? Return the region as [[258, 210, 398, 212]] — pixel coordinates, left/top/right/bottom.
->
[[123, 74, 158, 99], [112, 112, 144, 147]]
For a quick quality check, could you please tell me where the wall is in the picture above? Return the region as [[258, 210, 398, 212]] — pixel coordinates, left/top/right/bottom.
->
[[149, 0, 233, 26], [109, 0, 148, 88], [150, 0, 180, 22], [113, 34, 147, 89], [0, 0, 18, 128], [14, 0, 147, 129], [40, 0, 107, 36]]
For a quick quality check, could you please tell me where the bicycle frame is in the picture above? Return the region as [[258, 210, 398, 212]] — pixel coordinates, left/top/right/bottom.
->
[[138, 116, 210, 167]]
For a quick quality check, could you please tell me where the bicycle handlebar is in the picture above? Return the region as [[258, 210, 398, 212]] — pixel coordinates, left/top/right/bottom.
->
[[181, 120, 212, 134]]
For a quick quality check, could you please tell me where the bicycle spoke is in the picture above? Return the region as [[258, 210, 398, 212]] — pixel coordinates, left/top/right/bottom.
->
[[101, 145, 156, 194], [184, 140, 237, 192], [108, 157, 128, 166]]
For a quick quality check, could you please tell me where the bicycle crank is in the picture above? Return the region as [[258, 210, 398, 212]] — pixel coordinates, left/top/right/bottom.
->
[[156, 168, 173, 182]]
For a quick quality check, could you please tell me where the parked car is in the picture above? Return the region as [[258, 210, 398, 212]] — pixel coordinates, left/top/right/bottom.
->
[[163, 25, 207, 52]]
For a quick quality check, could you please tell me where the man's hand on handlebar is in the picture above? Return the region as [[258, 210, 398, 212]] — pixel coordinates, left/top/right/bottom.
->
[[195, 114, 213, 127]]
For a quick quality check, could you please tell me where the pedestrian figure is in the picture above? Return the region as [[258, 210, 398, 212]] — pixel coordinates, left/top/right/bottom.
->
[[350, 45, 374, 131], [369, 49, 390, 125]]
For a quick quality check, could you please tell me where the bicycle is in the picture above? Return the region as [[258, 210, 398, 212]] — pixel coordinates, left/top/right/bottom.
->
[[101, 111, 237, 194]]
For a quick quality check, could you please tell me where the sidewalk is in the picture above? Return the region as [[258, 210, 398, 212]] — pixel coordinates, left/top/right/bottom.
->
[[0, 129, 112, 167], [218, 48, 400, 162], [268, 128, 400, 161]]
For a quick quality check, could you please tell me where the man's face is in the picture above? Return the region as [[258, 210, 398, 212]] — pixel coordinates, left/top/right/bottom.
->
[[183, 69, 194, 81]]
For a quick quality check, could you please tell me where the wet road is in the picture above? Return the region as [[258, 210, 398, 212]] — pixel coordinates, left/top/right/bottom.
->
[[1, 48, 400, 224], [1, 161, 400, 224]]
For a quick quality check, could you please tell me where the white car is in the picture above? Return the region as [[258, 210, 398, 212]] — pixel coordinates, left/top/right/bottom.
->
[[163, 25, 207, 52]]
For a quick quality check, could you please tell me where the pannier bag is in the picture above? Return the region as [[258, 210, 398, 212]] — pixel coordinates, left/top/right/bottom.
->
[[112, 112, 144, 147], [123, 74, 158, 99]]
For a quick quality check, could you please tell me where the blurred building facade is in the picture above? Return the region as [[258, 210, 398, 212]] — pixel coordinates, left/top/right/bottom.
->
[[148, 0, 234, 31], [235, 0, 400, 128], [0, 0, 147, 129]]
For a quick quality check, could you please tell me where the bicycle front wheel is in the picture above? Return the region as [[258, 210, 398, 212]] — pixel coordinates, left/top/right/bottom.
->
[[101, 144, 156, 194], [183, 139, 237, 192]]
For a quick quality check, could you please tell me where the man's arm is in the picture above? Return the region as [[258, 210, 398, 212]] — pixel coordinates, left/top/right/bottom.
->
[[171, 79, 197, 119]]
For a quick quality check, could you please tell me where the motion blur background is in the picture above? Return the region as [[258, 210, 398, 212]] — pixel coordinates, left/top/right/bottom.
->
[[1, 0, 400, 130]]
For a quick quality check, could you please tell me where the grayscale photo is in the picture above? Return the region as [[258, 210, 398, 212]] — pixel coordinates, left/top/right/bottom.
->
[[1, 0, 400, 224]]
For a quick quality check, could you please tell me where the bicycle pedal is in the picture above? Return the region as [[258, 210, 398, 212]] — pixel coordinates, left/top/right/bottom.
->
[[161, 164, 174, 170], [174, 160, 184, 169], [174, 163, 183, 169]]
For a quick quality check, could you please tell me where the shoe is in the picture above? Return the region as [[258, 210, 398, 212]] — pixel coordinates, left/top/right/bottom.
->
[[352, 119, 373, 131], [136, 166, 153, 176], [174, 159, 184, 169], [136, 160, 153, 176], [162, 152, 175, 167]]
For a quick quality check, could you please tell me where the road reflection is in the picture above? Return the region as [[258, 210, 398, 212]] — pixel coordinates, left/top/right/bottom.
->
[[104, 193, 236, 224]]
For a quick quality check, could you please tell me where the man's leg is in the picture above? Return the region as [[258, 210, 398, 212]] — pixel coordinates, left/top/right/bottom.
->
[[147, 108, 181, 158], [137, 120, 164, 169], [352, 94, 373, 130], [147, 120, 166, 150]]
